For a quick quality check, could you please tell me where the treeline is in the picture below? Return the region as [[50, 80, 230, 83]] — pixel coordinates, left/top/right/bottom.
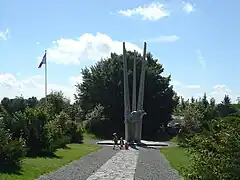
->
[[0, 91, 83, 167], [173, 93, 240, 179]]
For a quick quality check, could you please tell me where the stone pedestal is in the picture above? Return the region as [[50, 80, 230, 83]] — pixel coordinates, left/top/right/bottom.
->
[[125, 123, 137, 142], [125, 110, 146, 143]]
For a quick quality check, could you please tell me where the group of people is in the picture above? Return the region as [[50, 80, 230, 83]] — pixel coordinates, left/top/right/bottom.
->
[[112, 133, 129, 150]]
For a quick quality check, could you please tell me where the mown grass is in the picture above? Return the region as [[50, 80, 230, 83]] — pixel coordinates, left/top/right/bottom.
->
[[83, 132, 99, 140], [169, 136, 178, 142], [83, 132, 104, 141], [0, 144, 101, 180], [160, 147, 189, 175]]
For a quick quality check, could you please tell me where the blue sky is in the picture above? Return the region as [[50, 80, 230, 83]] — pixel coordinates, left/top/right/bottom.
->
[[0, 0, 239, 102]]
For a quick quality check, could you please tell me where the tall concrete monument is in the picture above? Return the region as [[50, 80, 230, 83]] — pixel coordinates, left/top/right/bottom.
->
[[123, 42, 147, 143]]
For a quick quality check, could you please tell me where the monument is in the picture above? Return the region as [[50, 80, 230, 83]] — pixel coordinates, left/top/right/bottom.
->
[[123, 42, 147, 143], [97, 42, 169, 147]]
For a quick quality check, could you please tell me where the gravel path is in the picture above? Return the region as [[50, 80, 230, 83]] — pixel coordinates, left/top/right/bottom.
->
[[37, 146, 118, 180], [87, 148, 139, 180], [37, 140, 183, 180], [134, 147, 183, 180]]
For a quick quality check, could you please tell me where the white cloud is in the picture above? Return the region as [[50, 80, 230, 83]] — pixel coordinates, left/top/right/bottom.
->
[[69, 75, 82, 86], [196, 49, 206, 69], [44, 33, 142, 65], [8, 32, 143, 101], [171, 80, 182, 87], [36, 41, 40, 45], [186, 85, 200, 89], [209, 84, 232, 103], [171, 80, 200, 89], [118, 2, 170, 21], [0, 73, 76, 102], [0, 28, 9, 40], [182, 1, 195, 14], [148, 35, 180, 43]]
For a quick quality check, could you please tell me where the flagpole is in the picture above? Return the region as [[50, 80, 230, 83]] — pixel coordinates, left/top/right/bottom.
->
[[45, 50, 47, 105]]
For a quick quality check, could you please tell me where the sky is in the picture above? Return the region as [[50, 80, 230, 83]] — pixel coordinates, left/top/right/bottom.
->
[[0, 0, 240, 103]]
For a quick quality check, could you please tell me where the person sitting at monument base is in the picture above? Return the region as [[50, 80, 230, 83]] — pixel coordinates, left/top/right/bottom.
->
[[119, 137, 124, 149], [125, 141, 129, 150], [113, 133, 119, 150]]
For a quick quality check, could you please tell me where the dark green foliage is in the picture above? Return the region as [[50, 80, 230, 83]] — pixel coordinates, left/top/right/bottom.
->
[[1, 96, 38, 115], [84, 104, 111, 138], [184, 117, 240, 180], [54, 111, 83, 144], [216, 95, 236, 117], [0, 91, 83, 166], [65, 120, 83, 143], [15, 108, 49, 156], [75, 52, 175, 139], [39, 91, 71, 119], [175, 93, 240, 179], [44, 119, 70, 151], [64, 103, 83, 122], [0, 121, 25, 166]]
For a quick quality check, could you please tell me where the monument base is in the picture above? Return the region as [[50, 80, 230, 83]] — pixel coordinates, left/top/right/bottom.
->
[[96, 140, 169, 147], [125, 110, 146, 142]]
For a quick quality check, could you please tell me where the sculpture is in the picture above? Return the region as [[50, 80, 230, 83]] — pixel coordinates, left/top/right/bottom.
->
[[123, 42, 147, 143]]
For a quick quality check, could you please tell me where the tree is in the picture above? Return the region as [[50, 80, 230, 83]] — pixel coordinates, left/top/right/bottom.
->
[[1, 96, 27, 115], [216, 95, 236, 117], [237, 97, 240, 104], [75, 51, 175, 139], [38, 91, 71, 118]]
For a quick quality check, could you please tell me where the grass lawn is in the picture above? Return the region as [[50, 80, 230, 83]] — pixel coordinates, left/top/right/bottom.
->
[[83, 132, 99, 140], [169, 136, 178, 142], [0, 144, 101, 180], [83, 132, 103, 141], [160, 147, 189, 175]]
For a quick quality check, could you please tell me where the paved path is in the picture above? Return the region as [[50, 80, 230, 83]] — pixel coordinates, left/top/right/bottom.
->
[[37, 147, 118, 180], [87, 148, 139, 180], [135, 147, 182, 180], [37, 145, 182, 180]]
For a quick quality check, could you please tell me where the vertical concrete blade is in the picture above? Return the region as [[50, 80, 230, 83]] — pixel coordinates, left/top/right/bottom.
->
[[132, 53, 137, 111], [137, 42, 147, 111], [123, 42, 130, 141]]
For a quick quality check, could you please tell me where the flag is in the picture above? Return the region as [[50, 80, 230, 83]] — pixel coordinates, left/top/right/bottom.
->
[[38, 52, 46, 68]]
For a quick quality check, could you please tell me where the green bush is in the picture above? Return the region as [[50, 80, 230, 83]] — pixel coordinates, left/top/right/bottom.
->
[[44, 119, 70, 152], [54, 111, 71, 128], [0, 125, 25, 166], [184, 117, 240, 180], [15, 108, 49, 156], [54, 111, 83, 143], [64, 120, 83, 143]]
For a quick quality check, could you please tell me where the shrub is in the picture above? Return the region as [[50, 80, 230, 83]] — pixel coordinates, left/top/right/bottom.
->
[[54, 111, 83, 143], [44, 119, 70, 152], [64, 120, 83, 143], [184, 116, 240, 180], [15, 108, 49, 156], [54, 111, 72, 128], [175, 104, 204, 147], [0, 124, 25, 166]]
